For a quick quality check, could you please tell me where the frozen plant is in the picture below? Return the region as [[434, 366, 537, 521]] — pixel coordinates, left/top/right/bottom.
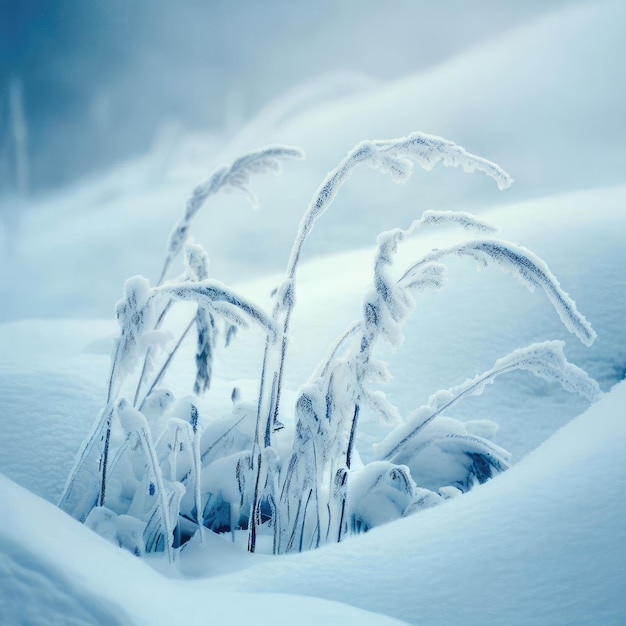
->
[[59, 145, 300, 526], [59, 131, 601, 562], [273, 209, 600, 551]]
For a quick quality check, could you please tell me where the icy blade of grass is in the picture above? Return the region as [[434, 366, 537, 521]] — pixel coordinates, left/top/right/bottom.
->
[[399, 238, 597, 346], [159, 145, 304, 285], [157, 280, 275, 338], [375, 340, 603, 462], [117, 399, 177, 563], [108, 276, 156, 403], [286, 136, 510, 280], [58, 404, 113, 521], [192, 308, 214, 397]]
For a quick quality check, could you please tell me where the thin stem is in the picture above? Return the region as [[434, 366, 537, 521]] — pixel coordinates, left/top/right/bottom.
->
[[139, 424, 176, 564], [138, 315, 195, 411], [346, 404, 360, 470], [133, 300, 173, 406], [336, 471, 348, 543], [298, 489, 314, 553], [247, 447, 262, 553], [96, 404, 114, 507]]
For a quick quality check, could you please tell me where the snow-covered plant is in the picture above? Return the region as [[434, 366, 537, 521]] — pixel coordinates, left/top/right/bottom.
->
[[248, 133, 513, 550], [59, 146, 298, 522], [272, 209, 601, 551], [60, 131, 601, 563]]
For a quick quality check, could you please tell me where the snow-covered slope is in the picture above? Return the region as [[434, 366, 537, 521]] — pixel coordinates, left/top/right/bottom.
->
[[0, 3, 624, 623], [2, 381, 624, 625], [0, 477, 405, 626], [213, 379, 626, 624]]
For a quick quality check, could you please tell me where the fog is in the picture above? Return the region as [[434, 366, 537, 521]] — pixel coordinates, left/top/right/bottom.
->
[[2, 0, 573, 192], [1, 0, 624, 324]]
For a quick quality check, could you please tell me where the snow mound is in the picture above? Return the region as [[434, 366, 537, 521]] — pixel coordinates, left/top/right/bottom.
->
[[2, 381, 622, 625], [0, 477, 406, 625], [214, 380, 626, 625]]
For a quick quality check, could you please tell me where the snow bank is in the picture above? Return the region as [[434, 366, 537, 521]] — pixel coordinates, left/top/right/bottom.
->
[[0, 477, 406, 625], [2, 381, 622, 625], [214, 380, 626, 625]]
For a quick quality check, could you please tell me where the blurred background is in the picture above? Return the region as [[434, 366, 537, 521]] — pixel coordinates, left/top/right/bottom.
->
[[0, 0, 623, 323], [2, 0, 574, 194]]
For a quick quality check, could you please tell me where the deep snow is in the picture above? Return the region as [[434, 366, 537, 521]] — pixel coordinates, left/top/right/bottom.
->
[[2, 381, 624, 624], [1, 1, 625, 624]]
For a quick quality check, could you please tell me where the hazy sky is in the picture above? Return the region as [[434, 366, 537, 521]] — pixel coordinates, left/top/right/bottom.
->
[[1, 0, 574, 191]]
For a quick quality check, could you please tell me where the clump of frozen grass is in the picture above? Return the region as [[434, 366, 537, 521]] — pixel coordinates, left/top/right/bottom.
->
[[59, 146, 296, 522], [60, 131, 600, 562]]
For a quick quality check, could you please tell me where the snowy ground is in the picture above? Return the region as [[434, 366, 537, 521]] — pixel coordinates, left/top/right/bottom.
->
[[1, 2, 625, 624], [2, 382, 624, 625]]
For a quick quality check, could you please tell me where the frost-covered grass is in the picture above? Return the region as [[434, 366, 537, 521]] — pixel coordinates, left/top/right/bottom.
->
[[52, 128, 604, 563], [1, 2, 625, 622], [2, 381, 625, 625]]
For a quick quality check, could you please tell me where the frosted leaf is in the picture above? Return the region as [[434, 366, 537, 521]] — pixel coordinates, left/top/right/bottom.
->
[[287, 132, 510, 278], [157, 280, 275, 337], [142, 387, 175, 435], [400, 239, 597, 346], [367, 152, 413, 183], [366, 211, 498, 355], [361, 389, 402, 425], [402, 262, 448, 292], [414, 210, 499, 235], [116, 397, 178, 562], [295, 388, 325, 431], [370, 131, 513, 190], [405, 488, 444, 514], [224, 324, 238, 347], [374, 415, 511, 493], [207, 301, 250, 330], [347, 461, 420, 532], [375, 340, 602, 462], [275, 278, 295, 310], [193, 308, 214, 396], [363, 358, 393, 384], [117, 400, 149, 437], [163, 145, 304, 279], [143, 481, 185, 556]]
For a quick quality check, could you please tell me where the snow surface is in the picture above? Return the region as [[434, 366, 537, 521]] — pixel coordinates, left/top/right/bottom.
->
[[2, 381, 624, 624], [0, 476, 406, 625], [1, 1, 625, 623], [212, 380, 626, 625]]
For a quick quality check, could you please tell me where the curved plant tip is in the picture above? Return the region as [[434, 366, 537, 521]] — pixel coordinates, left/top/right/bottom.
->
[[161, 144, 305, 284], [157, 280, 276, 338]]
